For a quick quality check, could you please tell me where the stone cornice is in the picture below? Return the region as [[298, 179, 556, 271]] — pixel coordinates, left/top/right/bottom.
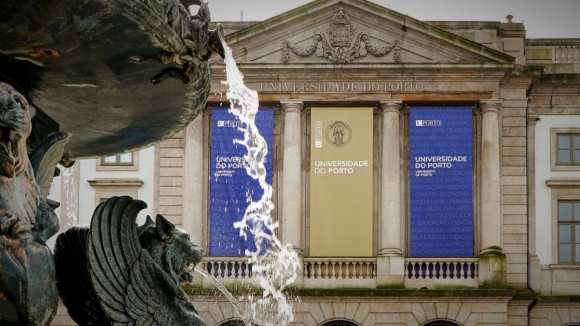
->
[[526, 39, 580, 46], [211, 62, 515, 71], [88, 178, 144, 187], [545, 177, 580, 187]]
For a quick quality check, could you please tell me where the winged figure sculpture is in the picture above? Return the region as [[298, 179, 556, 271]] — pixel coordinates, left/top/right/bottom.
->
[[55, 196, 205, 326], [0, 81, 71, 326]]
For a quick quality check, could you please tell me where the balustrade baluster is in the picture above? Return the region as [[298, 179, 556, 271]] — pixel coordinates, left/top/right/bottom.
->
[[329, 262, 335, 279]]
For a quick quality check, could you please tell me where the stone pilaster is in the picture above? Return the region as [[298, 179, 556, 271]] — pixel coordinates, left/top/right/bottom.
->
[[281, 100, 304, 254], [183, 113, 205, 245], [157, 132, 185, 227], [527, 114, 541, 291], [183, 113, 205, 287], [479, 100, 506, 288], [377, 100, 405, 288]]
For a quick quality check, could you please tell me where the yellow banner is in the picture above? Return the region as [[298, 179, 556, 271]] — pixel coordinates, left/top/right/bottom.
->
[[310, 108, 373, 257]]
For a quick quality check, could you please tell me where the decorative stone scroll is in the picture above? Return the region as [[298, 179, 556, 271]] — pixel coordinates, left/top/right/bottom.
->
[[282, 7, 401, 63]]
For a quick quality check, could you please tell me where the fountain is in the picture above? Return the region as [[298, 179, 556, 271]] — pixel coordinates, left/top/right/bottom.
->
[[0, 0, 224, 324], [219, 39, 301, 326], [0, 0, 299, 324]]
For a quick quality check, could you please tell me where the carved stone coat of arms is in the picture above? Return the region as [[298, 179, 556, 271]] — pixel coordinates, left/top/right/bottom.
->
[[282, 7, 402, 63]]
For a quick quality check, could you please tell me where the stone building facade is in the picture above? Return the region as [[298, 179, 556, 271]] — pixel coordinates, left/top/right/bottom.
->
[[52, 1, 580, 325]]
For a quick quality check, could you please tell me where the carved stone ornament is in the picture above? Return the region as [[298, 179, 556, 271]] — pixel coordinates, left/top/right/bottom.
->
[[0, 82, 71, 325], [128, 0, 225, 84], [282, 6, 402, 63]]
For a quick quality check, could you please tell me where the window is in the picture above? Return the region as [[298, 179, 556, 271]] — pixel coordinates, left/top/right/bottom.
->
[[557, 134, 580, 165], [217, 320, 257, 326], [101, 153, 133, 166], [558, 201, 580, 263], [319, 321, 359, 326], [550, 129, 580, 171], [422, 322, 461, 326], [96, 151, 139, 171]]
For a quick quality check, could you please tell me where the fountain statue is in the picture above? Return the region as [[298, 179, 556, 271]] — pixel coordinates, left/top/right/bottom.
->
[[0, 82, 70, 325], [0, 0, 224, 324], [54, 197, 207, 325]]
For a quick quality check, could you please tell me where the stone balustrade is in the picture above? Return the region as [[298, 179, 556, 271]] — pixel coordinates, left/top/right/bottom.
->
[[201, 256, 483, 289], [405, 258, 479, 289], [303, 258, 377, 279], [555, 45, 580, 62]]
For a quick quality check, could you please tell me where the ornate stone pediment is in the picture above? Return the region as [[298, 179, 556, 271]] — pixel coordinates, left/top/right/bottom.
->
[[282, 7, 401, 63], [212, 0, 514, 66]]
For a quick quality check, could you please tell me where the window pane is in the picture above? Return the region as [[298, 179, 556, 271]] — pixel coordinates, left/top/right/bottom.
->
[[559, 135, 571, 149], [575, 150, 580, 163], [103, 156, 116, 163], [575, 136, 580, 149], [119, 153, 132, 163], [559, 150, 571, 163], [560, 225, 572, 242], [575, 203, 580, 221], [576, 225, 580, 242], [559, 202, 573, 221], [560, 244, 572, 262], [577, 244, 580, 263]]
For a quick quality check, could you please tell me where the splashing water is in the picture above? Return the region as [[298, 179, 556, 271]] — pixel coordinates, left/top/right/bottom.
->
[[193, 266, 252, 325], [221, 40, 301, 325], [62, 165, 78, 229]]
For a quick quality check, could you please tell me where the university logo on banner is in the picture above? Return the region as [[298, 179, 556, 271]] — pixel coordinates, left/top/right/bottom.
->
[[209, 108, 274, 256], [410, 107, 474, 257]]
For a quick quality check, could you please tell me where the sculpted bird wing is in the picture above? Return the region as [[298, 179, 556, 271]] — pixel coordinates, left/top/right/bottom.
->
[[29, 131, 71, 201], [54, 226, 112, 326], [88, 196, 202, 325]]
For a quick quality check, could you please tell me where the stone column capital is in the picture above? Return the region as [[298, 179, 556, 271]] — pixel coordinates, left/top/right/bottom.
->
[[528, 114, 540, 125], [280, 99, 304, 114], [379, 100, 403, 114], [479, 100, 502, 114]]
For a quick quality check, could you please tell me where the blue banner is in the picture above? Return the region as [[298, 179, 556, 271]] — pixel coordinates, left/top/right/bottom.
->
[[209, 108, 274, 256], [410, 107, 474, 257]]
